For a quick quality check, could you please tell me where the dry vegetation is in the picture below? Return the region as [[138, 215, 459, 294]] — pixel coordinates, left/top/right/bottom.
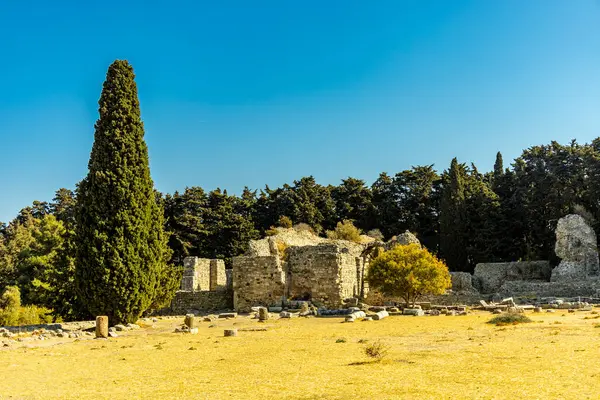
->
[[2, 310, 600, 399]]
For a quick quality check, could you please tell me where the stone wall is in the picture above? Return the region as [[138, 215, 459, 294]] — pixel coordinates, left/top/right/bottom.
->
[[499, 279, 600, 298], [181, 257, 211, 291], [232, 255, 286, 312], [286, 244, 362, 307], [209, 259, 227, 291], [473, 261, 551, 293], [170, 290, 233, 314]]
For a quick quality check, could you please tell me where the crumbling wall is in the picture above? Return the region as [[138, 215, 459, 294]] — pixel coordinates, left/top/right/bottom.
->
[[286, 243, 362, 307], [181, 257, 211, 291], [499, 279, 600, 298], [552, 214, 600, 281], [473, 261, 551, 293], [232, 255, 286, 312], [450, 272, 478, 293], [209, 259, 227, 291]]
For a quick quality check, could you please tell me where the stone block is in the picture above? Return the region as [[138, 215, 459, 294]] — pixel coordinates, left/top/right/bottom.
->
[[372, 311, 389, 320], [224, 329, 237, 337], [403, 308, 424, 316], [95, 316, 108, 339]]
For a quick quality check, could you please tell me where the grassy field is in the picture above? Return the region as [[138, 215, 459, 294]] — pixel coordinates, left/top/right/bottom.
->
[[1, 310, 600, 399]]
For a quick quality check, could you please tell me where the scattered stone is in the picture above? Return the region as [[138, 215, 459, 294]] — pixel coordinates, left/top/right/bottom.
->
[[258, 307, 270, 321], [534, 307, 543, 313], [114, 324, 128, 332], [203, 316, 216, 322], [280, 311, 299, 318], [547, 309, 556, 313], [363, 317, 373, 321], [218, 312, 237, 319], [184, 314, 196, 329], [108, 331, 118, 338], [300, 302, 310, 314], [388, 307, 400, 313], [372, 310, 389, 321], [126, 323, 140, 330], [403, 308, 424, 316], [224, 329, 238, 337], [446, 310, 457, 316], [429, 310, 441, 316], [268, 307, 283, 313], [568, 309, 575, 313], [189, 328, 199, 335]]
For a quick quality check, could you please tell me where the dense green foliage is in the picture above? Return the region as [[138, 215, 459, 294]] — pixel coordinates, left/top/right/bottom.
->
[[74, 60, 175, 324], [367, 243, 451, 307], [0, 286, 53, 326]]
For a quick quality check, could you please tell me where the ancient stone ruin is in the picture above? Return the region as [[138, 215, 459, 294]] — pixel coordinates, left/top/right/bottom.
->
[[232, 228, 369, 312], [169, 257, 233, 314], [448, 214, 600, 300], [551, 214, 599, 281]]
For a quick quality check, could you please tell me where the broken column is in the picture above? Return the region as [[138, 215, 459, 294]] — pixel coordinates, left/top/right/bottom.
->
[[95, 316, 108, 339]]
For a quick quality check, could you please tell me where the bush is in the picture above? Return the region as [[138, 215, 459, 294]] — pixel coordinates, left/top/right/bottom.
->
[[367, 244, 451, 307], [0, 286, 53, 326], [277, 216, 293, 228], [265, 226, 279, 236], [487, 313, 532, 326], [326, 220, 362, 243], [364, 340, 389, 360], [366, 229, 384, 241]]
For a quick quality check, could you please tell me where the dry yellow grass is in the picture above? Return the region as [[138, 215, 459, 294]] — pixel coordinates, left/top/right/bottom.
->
[[1, 311, 600, 399]]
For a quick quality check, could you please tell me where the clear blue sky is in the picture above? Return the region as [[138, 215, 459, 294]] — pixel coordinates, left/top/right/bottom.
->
[[1, 1, 599, 223]]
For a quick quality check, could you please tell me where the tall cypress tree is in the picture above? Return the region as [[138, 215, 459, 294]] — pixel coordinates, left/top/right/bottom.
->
[[75, 60, 173, 324], [439, 158, 468, 271]]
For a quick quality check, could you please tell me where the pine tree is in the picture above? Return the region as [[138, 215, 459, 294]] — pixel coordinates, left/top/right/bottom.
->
[[74, 60, 173, 324], [493, 151, 504, 181], [439, 158, 468, 271]]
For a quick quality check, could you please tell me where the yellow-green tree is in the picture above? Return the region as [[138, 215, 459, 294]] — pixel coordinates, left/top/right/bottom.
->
[[367, 243, 450, 307], [326, 220, 362, 243]]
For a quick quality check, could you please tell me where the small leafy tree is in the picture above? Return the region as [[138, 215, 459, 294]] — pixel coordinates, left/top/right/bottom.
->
[[367, 243, 451, 307], [326, 220, 362, 243]]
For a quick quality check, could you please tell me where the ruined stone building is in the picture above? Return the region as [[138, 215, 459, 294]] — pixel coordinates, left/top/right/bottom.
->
[[170, 228, 423, 313], [450, 214, 600, 299]]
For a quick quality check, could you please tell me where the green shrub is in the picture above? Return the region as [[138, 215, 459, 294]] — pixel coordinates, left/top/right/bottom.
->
[[0, 286, 52, 326], [487, 313, 532, 326], [326, 220, 362, 243], [265, 226, 279, 236], [0, 286, 21, 309], [277, 216, 293, 228]]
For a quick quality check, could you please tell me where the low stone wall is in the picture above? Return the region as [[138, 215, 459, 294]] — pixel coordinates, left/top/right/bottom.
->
[[499, 279, 600, 298], [474, 261, 552, 293], [170, 291, 233, 314]]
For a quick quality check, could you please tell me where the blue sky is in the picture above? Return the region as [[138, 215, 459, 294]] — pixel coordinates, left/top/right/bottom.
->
[[1, 1, 599, 222]]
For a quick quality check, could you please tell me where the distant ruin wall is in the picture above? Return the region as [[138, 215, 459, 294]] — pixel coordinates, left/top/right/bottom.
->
[[499, 279, 600, 298], [286, 244, 362, 308], [232, 255, 286, 312], [474, 261, 552, 293], [170, 291, 232, 314]]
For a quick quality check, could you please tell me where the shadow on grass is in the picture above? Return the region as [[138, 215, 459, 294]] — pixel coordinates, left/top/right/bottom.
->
[[348, 359, 415, 366]]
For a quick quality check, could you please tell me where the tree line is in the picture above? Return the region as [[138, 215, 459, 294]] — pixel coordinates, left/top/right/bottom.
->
[[1, 60, 599, 323]]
